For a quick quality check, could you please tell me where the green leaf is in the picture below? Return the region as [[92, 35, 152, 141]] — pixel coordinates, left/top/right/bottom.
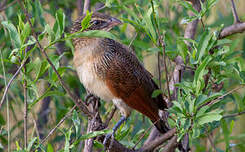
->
[[2, 21, 21, 48], [193, 56, 211, 94], [143, 7, 157, 43], [45, 24, 55, 42], [64, 128, 72, 152], [196, 111, 222, 125], [27, 137, 37, 151], [18, 15, 31, 43], [215, 39, 232, 47], [192, 126, 201, 138], [47, 144, 54, 152], [93, 140, 104, 149], [67, 30, 117, 40], [195, 93, 222, 107], [172, 101, 183, 113], [34, 0, 46, 27], [28, 90, 64, 109], [0, 113, 6, 125], [122, 5, 140, 24], [53, 9, 66, 40], [221, 119, 230, 150], [180, 16, 198, 24], [152, 89, 162, 98], [74, 129, 112, 145], [177, 39, 188, 63], [178, 0, 199, 15], [34, 58, 49, 82], [196, 105, 210, 118], [196, 29, 213, 62], [72, 110, 81, 139], [81, 10, 93, 31], [175, 81, 193, 93], [105, 0, 114, 7]]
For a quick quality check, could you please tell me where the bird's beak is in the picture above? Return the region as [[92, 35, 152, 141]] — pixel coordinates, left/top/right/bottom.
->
[[109, 17, 122, 27]]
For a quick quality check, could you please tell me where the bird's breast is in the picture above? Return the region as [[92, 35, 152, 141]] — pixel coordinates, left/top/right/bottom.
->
[[74, 49, 116, 102]]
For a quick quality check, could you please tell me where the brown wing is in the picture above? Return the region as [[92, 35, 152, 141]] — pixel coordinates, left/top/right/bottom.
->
[[95, 38, 167, 122]]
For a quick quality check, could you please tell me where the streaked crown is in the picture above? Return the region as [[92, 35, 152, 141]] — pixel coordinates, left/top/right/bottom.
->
[[70, 12, 122, 33]]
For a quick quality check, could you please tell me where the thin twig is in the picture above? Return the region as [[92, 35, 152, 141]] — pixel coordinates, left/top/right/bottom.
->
[[133, 120, 156, 149], [219, 22, 245, 39], [201, 19, 205, 29], [159, 37, 171, 100], [0, 0, 18, 12], [30, 113, 40, 141], [94, 4, 106, 12], [39, 105, 76, 145], [162, 135, 178, 152], [150, 0, 171, 100], [104, 106, 117, 127], [128, 32, 138, 49], [198, 85, 245, 110], [140, 128, 176, 152], [207, 132, 217, 152], [230, 0, 240, 23], [83, 0, 91, 14], [23, 66, 28, 149], [77, 0, 83, 15], [17, 0, 93, 118], [0, 61, 26, 109], [0, 47, 10, 152], [157, 52, 162, 89], [223, 110, 245, 119]]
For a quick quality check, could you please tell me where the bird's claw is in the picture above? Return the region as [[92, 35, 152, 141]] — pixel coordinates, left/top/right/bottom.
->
[[103, 133, 115, 150], [84, 93, 98, 105]]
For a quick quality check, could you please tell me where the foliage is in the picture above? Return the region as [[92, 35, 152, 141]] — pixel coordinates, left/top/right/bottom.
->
[[0, 0, 245, 151]]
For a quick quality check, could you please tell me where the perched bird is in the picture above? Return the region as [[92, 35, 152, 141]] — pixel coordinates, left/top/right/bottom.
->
[[71, 12, 169, 144]]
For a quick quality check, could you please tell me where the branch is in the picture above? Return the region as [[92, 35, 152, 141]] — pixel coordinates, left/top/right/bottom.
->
[[151, 0, 171, 100], [163, 135, 178, 152], [230, 0, 240, 23], [168, 1, 202, 151], [0, 0, 17, 12], [219, 22, 245, 39], [140, 128, 176, 152], [23, 66, 28, 149], [0, 61, 26, 109], [77, 0, 83, 15], [104, 106, 117, 127], [223, 110, 245, 119], [39, 105, 76, 145], [83, 0, 90, 14], [17, 0, 93, 118], [198, 85, 245, 110], [207, 132, 217, 152]]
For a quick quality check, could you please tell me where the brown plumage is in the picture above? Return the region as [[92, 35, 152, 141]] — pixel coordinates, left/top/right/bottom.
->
[[71, 12, 168, 134]]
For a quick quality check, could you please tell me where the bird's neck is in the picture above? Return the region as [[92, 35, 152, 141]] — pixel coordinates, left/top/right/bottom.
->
[[73, 37, 105, 68], [73, 37, 100, 48]]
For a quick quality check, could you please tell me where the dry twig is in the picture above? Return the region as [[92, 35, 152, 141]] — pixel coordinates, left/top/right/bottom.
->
[[140, 128, 176, 152], [223, 110, 245, 119], [0, 0, 18, 12], [17, 0, 93, 118]]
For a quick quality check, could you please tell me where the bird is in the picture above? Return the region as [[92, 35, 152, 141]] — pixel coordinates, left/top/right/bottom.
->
[[70, 12, 169, 145]]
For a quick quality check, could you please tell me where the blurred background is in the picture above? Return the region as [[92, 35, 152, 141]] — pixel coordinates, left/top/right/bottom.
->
[[0, 0, 245, 151]]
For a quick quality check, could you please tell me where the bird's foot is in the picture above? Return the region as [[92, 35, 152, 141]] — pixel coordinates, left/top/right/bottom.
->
[[102, 116, 127, 150], [103, 133, 115, 150], [84, 93, 98, 105]]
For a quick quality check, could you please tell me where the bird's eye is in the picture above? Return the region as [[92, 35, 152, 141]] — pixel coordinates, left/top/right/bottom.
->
[[92, 20, 101, 25], [91, 20, 107, 26]]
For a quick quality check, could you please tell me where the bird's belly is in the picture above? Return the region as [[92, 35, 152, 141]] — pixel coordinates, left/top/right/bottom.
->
[[76, 63, 115, 102]]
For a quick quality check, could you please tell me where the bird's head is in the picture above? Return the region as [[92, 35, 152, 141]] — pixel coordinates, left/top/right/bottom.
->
[[70, 12, 122, 33]]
